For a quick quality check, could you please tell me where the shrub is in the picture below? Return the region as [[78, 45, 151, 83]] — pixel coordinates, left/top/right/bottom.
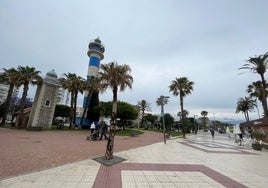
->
[[251, 131, 266, 141]]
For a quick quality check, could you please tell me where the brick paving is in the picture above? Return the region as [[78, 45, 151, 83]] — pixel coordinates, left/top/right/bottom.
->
[[0, 127, 163, 180], [1, 128, 268, 187], [93, 163, 247, 188]]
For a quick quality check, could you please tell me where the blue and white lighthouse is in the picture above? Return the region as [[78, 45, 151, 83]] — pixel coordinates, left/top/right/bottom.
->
[[83, 37, 105, 108]]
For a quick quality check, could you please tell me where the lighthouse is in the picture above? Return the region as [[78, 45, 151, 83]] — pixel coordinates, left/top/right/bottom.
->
[[82, 38, 105, 126], [86, 38, 105, 80]]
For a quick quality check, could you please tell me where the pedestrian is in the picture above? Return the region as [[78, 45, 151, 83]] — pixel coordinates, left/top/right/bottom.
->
[[99, 121, 108, 140], [210, 128, 215, 138], [90, 122, 95, 134], [238, 133, 243, 146]]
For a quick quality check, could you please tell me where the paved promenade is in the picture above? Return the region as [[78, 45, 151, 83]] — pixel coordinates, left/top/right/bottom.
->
[[0, 130, 268, 188]]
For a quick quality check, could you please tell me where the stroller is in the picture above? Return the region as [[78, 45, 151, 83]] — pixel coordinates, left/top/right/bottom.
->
[[86, 128, 99, 141]]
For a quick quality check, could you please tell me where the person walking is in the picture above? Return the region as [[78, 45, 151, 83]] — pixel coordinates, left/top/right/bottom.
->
[[99, 121, 108, 140], [210, 128, 215, 138], [90, 122, 96, 134], [238, 133, 243, 146]]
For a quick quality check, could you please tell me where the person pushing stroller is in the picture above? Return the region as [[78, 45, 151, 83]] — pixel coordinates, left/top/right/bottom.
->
[[87, 121, 99, 141]]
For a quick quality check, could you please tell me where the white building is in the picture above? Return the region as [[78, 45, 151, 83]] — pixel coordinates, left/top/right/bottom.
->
[[0, 84, 19, 105], [57, 87, 70, 105]]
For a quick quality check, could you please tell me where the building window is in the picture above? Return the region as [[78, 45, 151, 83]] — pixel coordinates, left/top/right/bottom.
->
[[45, 100, 50, 107]]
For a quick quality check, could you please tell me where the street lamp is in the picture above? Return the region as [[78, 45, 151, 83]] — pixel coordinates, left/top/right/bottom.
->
[[159, 95, 169, 144], [213, 113, 216, 130], [194, 115, 198, 134]]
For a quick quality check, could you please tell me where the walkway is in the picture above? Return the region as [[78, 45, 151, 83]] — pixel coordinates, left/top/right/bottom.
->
[[0, 127, 163, 180], [0, 129, 268, 187]]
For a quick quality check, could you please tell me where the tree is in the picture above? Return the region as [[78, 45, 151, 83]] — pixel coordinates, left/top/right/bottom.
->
[[169, 77, 194, 138], [0, 67, 18, 125], [0, 103, 5, 117], [137, 99, 151, 127], [156, 95, 169, 143], [99, 101, 138, 130], [177, 109, 189, 120], [163, 113, 174, 133], [59, 73, 85, 128], [99, 101, 113, 117], [80, 76, 101, 126], [235, 97, 257, 122], [246, 81, 267, 118], [143, 113, 158, 129], [16, 66, 42, 128], [117, 101, 138, 129], [54, 104, 71, 118], [200, 110, 208, 129], [239, 52, 268, 117], [99, 62, 133, 160]]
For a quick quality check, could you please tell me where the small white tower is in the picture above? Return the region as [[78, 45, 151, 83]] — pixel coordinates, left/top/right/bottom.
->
[[27, 70, 60, 131]]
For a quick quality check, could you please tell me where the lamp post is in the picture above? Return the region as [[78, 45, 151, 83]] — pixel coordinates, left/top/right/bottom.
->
[[159, 96, 169, 144], [213, 113, 216, 130], [194, 115, 198, 134]]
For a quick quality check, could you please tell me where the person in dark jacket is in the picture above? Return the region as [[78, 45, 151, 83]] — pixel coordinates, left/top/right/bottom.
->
[[99, 121, 108, 140], [210, 128, 215, 138]]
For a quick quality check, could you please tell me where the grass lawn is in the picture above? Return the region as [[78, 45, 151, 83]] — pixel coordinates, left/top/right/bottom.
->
[[115, 129, 143, 136], [115, 128, 182, 137], [150, 129, 182, 137]]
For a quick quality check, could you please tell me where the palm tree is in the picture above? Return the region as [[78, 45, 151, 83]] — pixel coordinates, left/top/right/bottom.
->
[[177, 109, 189, 120], [246, 81, 267, 118], [169, 77, 194, 138], [236, 97, 257, 122], [0, 67, 18, 125], [16, 66, 42, 128], [99, 61, 133, 160], [79, 76, 101, 126], [239, 52, 268, 117], [200, 110, 208, 129], [156, 95, 169, 143], [137, 99, 151, 127], [59, 73, 85, 128]]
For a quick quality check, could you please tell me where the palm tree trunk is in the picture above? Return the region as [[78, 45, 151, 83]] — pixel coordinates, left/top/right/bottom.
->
[[1, 84, 14, 125], [245, 111, 249, 122], [69, 92, 74, 128], [180, 95, 185, 138], [105, 86, 117, 160], [73, 91, 78, 127], [141, 110, 145, 127], [18, 84, 29, 128], [261, 74, 268, 117]]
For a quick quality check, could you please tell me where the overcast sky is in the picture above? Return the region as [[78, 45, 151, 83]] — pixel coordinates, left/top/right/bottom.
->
[[1, 0, 268, 122]]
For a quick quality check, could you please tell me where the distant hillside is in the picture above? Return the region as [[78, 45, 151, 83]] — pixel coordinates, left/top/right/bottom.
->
[[219, 118, 244, 125]]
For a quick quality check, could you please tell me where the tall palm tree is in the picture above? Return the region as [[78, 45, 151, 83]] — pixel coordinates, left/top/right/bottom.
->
[[16, 66, 42, 128], [137, 99, 151, 127], [177, 109, 189, 120], [59, 73, 85, 128], [239, 52, 268, 117], [169, 77, 194, 138], [246, 81, 267, 118], [156, 95, 169, 143], [200, 110, 208, 129], [99, 61, 133, 160], [0, 67, 18, 125], [235, 97, 257, 122]]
